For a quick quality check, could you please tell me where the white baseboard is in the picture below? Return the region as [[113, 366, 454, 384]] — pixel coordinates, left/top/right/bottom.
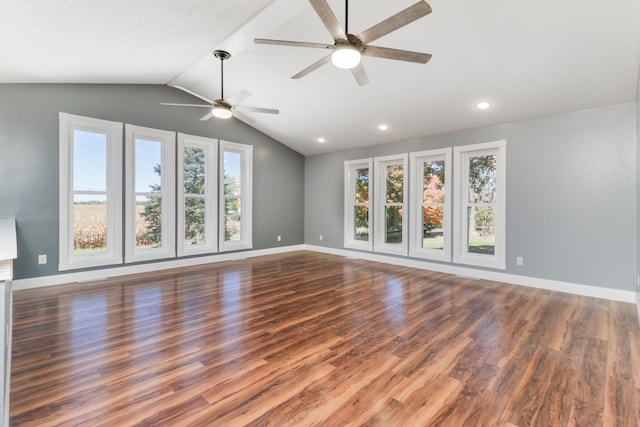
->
[[13, 245, 306, 291], [303, 245, 637, 303], [13, 244, 637, 304]]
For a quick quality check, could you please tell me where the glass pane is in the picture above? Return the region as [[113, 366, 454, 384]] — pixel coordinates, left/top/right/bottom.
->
[[354, 206, 369, 241], [385, 206, 402, 244], [184, 197, 205, 246], [135, 139, 162, 193], [468, 154, 497, 203], [225, 198, 241, 241], [224, 151, 242, 197], [136, 194, 162, 249], [355, 168, 369, 203], [73, 130, 106, 192], [386, 164, 403, 203], [183, 146, 205, 195], [73, 194, 107, 255], [467, 206, 495, 255], [422, 206, 444, 250], [423, 160, 445, 203]]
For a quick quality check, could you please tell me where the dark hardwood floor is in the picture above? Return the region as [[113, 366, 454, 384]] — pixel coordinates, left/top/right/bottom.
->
[[9, 251, 640, 426]]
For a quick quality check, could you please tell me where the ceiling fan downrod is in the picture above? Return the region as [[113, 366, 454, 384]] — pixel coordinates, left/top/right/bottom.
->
[[345, 0, 349, 35], [213, 50, 231, 100]]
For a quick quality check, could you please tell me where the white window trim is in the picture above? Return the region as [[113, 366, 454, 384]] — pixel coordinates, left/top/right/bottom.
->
[[344, 158, 373, 251], [453, 140, 507, 270], [220, 140, 253, 252], [373, 153, 408, 256], [409, 148, 452, 262], [59, 113, 123, 271], [177, 133, 218, 256], [125, 124, 176, 263]]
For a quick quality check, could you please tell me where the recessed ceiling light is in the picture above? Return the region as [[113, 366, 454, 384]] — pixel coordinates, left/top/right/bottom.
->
[[477, 101, 491, 110], [378, 124, 389, 131], [317, 137, 326, 143]]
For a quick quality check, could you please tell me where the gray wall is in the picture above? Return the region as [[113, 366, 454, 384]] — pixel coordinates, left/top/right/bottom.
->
[[0, 84, 305, 280], [305, 102, 637, 292]]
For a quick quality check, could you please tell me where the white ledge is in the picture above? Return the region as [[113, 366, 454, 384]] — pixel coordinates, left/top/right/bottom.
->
[[0, 219, 17, 282]]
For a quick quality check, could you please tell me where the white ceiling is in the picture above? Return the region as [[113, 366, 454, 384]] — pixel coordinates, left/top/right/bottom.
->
[[2, 0, 639, 155]]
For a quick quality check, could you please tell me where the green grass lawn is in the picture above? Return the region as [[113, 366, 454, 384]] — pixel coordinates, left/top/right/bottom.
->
[[421, 233, 495, 255]]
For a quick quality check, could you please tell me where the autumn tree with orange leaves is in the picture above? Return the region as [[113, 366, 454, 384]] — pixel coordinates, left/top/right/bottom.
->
[[422, 161, 445, 232]]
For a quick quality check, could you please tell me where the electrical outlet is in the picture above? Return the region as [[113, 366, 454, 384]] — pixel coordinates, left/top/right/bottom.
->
[[319, 234, 323, 241], [516, 256, 523, 266], [38, 254, 47, 265], [277, 235, 281, 242]]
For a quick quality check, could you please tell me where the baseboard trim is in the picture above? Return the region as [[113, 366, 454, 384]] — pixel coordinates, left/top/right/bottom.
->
[[13, 245, 306, 291], [13, 244, 637, 304], [303, 245, 636, 303]]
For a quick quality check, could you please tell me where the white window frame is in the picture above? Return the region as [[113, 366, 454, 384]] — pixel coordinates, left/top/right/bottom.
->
[[374, 153, 408, 256], [409, 148, 452, 262], [125, 124, 176, 263], [177, 133, 218, 256], [453, 140, 507, 270], [59, 113, 123, 271], [344, 158, 373, 251], [220, 140, 253, 252]]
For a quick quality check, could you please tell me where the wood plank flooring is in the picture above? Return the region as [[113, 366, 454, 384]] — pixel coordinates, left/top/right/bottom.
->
[[9, 251, 640, 426]]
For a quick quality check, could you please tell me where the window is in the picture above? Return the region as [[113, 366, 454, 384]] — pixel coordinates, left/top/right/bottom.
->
[[374, 154, 408, 255], [453, 140, 507, 269], [220, 140, 253, 251], [344, 159, 373, 251], [125, 125, 176, 263], [59, 113, 123, 270], [177, 133, 218, 256], [409, 148, 452, 262], [61, 116, 256, 269]]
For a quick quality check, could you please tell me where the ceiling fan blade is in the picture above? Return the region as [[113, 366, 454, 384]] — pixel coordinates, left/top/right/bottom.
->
[[351, 63, 370, 86], [309, 0, 347, 41], [291, 54, 332, 79], [363, 45, 432, 63], [200, 111, 214, 121], [234, 105, 280, 115], [160, 102, 212, 108], [357, 1, 432, 45], [227, 90, 252, 105], [168, 84, 217, 105], [254, 38, 334, 50], [232, 110, 256, 124]]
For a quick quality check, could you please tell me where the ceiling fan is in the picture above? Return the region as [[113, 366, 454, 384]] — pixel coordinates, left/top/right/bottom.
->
[[254, 0, 432, 86], [162, 50, 279, 123]]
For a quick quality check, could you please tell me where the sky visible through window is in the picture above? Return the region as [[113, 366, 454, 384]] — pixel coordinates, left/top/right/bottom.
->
[[134, 139, 161, 193], [73, 130, 106, 192], [73, 131, 242, 198], [224, 151, 241, 183]]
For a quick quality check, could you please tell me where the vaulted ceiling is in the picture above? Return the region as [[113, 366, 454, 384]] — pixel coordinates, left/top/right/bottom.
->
[[2, 0, 639, 155]]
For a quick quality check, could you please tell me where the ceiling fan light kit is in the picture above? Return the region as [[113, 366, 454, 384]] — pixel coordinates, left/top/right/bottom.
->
[[212, 105, 233, 119], [331, 44, 361, 69]]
